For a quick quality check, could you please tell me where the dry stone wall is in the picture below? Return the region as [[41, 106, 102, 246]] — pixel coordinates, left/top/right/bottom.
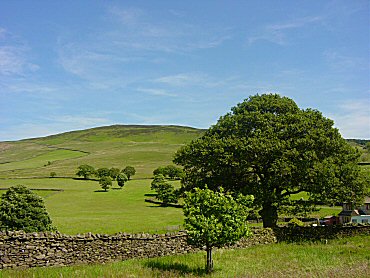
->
[[0, 229, 276, 269], [1, 226, 367, 269]]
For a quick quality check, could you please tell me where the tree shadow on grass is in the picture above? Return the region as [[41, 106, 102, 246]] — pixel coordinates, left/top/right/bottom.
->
[[94, 190, 108, 193], [144, 260, 207, 276], [144, 193, 157, 197]]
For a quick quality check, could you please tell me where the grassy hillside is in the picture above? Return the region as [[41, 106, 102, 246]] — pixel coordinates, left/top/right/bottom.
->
[[0, 125, 204, 179]]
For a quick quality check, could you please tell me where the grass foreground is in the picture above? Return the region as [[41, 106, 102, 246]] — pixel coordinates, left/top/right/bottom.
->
[[0, 235, 368, 278]]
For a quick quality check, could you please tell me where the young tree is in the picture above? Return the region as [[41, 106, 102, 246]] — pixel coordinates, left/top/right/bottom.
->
[[183, 187, 253, 273], [99, 176, 112, 192], [76, 164, 95, 179], [153, 166, 168, 177], [50, 172, 57, 178], [175, 94, 367, 227], [151, 174, 166, 191], [109, 167, 121, 181], [156, 182, 178, 205], [122, 166, 136, 180], [117, 173, 128, 188], [96, 168, 110, 179], [0, 185, 56, 232]]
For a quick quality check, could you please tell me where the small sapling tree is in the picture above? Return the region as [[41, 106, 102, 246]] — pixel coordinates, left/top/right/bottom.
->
[[156, 182, 178, 205], [117, 173, 128, 188], [122, 166, 136, 180], [151, 174, 166, 191], [0, 185, 56, 232], [183, 187, 253, 273], [76, 164, 95, 179], [99, 176, 112, 192]]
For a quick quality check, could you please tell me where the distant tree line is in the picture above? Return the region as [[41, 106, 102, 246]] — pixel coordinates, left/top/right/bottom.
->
[[76, 165, 136, 191]]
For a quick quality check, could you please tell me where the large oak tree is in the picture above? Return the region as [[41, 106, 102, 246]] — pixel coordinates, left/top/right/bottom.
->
[[174, 94, 367, 227]]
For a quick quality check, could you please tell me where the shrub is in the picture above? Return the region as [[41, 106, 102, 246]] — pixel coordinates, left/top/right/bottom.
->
[[0, 185, 56, 232]]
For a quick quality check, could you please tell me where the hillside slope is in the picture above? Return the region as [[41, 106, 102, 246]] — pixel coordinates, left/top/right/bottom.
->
[[0, 125, 204, 179]]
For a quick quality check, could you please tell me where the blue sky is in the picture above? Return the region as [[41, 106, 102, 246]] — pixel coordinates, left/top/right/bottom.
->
[[0, 0, 369, 141]]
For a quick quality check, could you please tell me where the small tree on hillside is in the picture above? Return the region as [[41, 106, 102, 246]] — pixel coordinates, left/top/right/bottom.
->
[[183, 187, 254, 273], [96, 168, 110, 179], [99, 176, 112, 192], [153, 166, 167, 177], [76, 164, 95, 179], [0, 185, 56, 232], [151, 174, 166, 191], [156, 182, 178, 205], [117, 173, 128, 188], [109, 168, 121, 181], [165, 165, 184, 180], [122, 166, 136, 180]]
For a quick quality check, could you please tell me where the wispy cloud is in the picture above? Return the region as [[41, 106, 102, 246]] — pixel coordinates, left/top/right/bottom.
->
[[0, 28, 39, 76], [323, 50, 368, 72], [136, 88, 177, 97], [106, 6, 230, 52], [247, 16, 324, 45]]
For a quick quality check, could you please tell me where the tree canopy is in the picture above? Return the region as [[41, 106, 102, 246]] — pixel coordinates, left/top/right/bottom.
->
[[122, 166, 136, 180], [0, 185, 55, 232], [175, 94, 367, 227], [76, 164, 95, 179], [183, 187, 253, 273]]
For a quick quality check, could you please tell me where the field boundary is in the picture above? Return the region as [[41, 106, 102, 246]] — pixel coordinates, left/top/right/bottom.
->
[[1, 226, 369, 269]]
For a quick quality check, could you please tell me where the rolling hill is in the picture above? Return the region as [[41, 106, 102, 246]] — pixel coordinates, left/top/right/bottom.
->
[[0, 125, 205, 179]]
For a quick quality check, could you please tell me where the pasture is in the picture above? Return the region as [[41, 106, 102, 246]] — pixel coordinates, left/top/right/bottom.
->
[[0, 178, 183, 235]]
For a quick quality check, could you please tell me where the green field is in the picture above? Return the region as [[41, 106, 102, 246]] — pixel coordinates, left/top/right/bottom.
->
[[0, 178, 183, 234], [1, 235, 368, 277]]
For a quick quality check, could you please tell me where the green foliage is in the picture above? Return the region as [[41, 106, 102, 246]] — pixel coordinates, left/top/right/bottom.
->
[[122, 166, 136, 180], [153, 165, 184, 180], [288, 218, 305, 227], [50, 172, 57, 178], [96, 168, 110, 179], [156, 182, 178, 205], [76, 164, 95, 179], [153, 166, 167, 177], [151, 174, 166, 191], [109, 168, 120, 180], [117, 173, 128, 188], [151, 174, 178, 204], [0, 185, 55, 232], [175, 94, 367, 228], [183, 187, 253, 272], [99, 177, 112, 192]]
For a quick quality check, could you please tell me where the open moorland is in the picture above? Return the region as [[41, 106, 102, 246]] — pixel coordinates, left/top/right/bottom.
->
[[0, 125, 369, 235]]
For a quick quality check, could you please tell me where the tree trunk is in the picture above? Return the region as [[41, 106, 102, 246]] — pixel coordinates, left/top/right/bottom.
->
[[260, 203, 278, 228], [206, 246, 214, 273]]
